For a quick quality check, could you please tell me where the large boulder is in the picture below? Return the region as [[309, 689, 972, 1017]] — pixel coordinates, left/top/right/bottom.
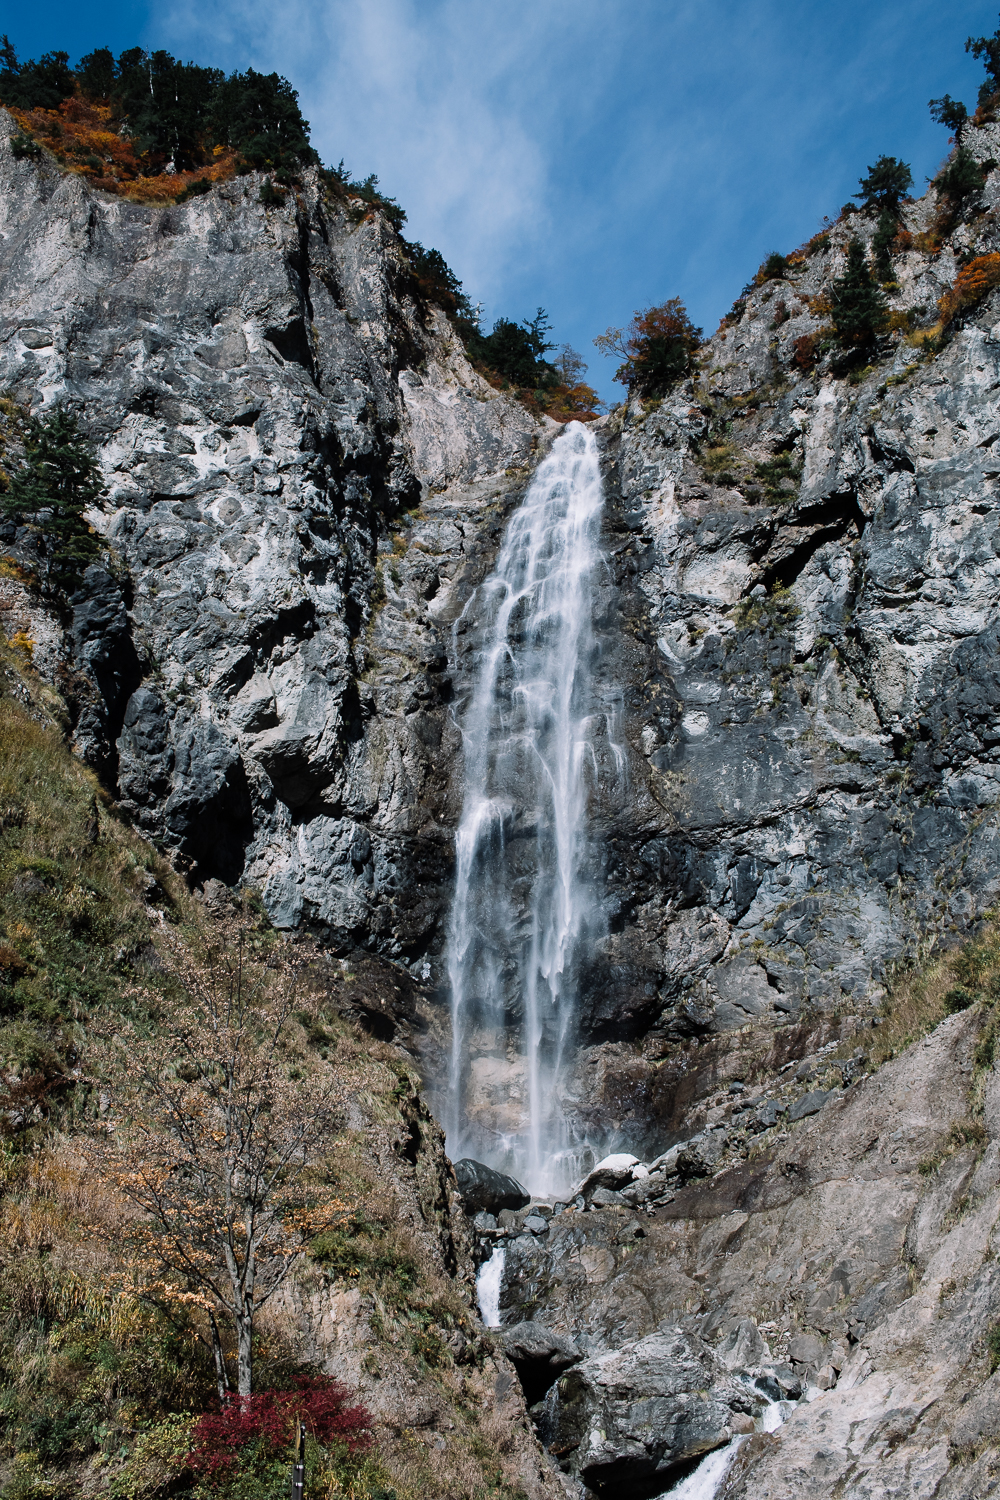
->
[[501, 1321, 583, 1405], [452, 1158, 530, 1214], [576, 1152, 642, 1200], [535, 1328, 746, 1496]]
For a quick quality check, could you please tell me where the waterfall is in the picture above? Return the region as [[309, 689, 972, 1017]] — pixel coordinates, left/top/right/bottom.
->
[[444, 421, 610, 1196], [476, 1247, 505, 1327]]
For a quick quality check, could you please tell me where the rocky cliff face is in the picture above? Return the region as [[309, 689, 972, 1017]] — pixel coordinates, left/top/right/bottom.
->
[[9, 94, 1000, 1500], [0, 105, 541, 972], [556, 118, 1000, 1157]]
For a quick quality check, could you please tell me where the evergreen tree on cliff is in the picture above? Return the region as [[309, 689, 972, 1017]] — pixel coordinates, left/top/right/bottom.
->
[[853, 155, 912, 215], [967, 14, 1000, 104], [831, 238, 888, 356], [2, 407, 104, 598]]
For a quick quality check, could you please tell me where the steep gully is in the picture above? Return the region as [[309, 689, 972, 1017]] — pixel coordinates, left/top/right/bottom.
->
[[7, 107, 1000, 1496]]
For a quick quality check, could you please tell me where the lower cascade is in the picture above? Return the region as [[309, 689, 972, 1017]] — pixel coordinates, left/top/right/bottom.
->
[[444, 421, 613, 1195]]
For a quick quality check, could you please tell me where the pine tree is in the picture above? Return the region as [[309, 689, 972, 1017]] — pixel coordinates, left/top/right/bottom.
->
[[2, 407, 105, 597], [0, 36, 75, 110], [831, 238, 888, 354], [208, 68, 318, 172], [929, 94, 969, 140], [936, 145, 986, 201], [871, 210, 898, 282], [468, 308, 557, 388], [854, 156, 912, 215], [967, 16, 1000, 105]]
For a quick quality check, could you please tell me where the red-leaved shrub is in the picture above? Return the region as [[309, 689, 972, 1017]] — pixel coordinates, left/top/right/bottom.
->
[[188, 1376, 372, 1479]]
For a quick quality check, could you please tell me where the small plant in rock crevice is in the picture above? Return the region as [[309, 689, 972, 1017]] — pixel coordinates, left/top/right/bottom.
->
[[733, 583, 800, 634]]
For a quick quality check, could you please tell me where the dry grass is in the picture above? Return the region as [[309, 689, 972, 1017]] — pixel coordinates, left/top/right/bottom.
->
[[865, 920, 1000, 1080]]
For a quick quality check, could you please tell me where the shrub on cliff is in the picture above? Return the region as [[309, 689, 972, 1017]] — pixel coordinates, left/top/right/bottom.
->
[[830, 238, 888, 355], [756, 251, 789, 283], [934, 145, 987, 202], [1, 405, 104, 599], [594, 299, 702, 396], [938, 252, 1000, 326], [405, 241, 480, 338], [188, 1377, 372, 1488]]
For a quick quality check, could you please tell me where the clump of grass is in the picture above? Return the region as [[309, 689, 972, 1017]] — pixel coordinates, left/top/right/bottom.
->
[[753, 449, 802, 503], [869, 951, 967, 1068], [918, 1118, 988, 1175], [987, 1320, 1000, 1374], [733, 582, 800, 634]]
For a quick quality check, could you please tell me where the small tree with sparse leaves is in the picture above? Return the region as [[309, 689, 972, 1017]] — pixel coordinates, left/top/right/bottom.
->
[[88, 922, 348, 1399]]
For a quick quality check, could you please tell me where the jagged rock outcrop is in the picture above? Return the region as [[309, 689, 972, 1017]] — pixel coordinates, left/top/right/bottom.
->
[[533, 1328, 753, 1496], [484, 1004, 1000, 1498], [0, 105, 541, 963]]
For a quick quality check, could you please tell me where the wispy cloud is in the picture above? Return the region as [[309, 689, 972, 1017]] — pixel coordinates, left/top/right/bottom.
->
[[148, 0, 990, 396], [154, 0, 617, 307]]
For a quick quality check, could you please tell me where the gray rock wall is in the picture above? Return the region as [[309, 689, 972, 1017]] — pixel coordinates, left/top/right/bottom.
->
[[0, 108, 540, 956], [560, 131, 1000, 1151]]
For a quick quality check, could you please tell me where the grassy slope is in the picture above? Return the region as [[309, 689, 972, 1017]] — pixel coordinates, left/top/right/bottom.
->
[[0, 646, 540, 1500]]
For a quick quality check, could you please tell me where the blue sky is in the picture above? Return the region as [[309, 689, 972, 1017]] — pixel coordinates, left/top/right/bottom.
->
[[3, 0, 993, 399]]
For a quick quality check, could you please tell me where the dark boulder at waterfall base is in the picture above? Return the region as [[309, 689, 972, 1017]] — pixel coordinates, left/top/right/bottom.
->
[[453, 1158, 530, 1214]]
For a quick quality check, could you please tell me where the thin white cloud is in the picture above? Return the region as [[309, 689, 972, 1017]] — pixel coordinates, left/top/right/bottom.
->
[[153, 0, 616, 307], [149, 0, 991, 396]]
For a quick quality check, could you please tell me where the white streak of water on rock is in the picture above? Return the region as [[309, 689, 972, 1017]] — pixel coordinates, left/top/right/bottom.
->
[[445, 422, 607, 1195], [476, 1247, 505, 1327], [655, 1395, 793, 1499]]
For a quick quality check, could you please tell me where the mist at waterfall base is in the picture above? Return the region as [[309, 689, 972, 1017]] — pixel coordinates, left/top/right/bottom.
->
[[444, 422, 620, 1198]]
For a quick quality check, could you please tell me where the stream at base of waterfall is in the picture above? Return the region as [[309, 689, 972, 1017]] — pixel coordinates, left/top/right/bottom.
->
[[443, 421, 620, 1198]]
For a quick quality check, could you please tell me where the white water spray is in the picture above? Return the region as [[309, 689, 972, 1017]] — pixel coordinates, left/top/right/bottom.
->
[[476, 1247, 505, 1327], [444, 422, 610, 1195]]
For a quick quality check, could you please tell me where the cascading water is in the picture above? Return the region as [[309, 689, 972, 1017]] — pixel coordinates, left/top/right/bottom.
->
[[444, 421, 613, 1196]]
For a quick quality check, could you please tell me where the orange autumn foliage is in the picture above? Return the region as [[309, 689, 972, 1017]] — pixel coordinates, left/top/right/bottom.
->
[[938, 253, 1000, 325], [6, 94, 242, 202]]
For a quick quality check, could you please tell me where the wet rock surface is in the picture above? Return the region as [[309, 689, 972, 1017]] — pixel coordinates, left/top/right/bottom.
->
[[461, 1008, 1000, 1498], [533, 1328, 748, 1497], [454, 1157, 530, 1215]]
